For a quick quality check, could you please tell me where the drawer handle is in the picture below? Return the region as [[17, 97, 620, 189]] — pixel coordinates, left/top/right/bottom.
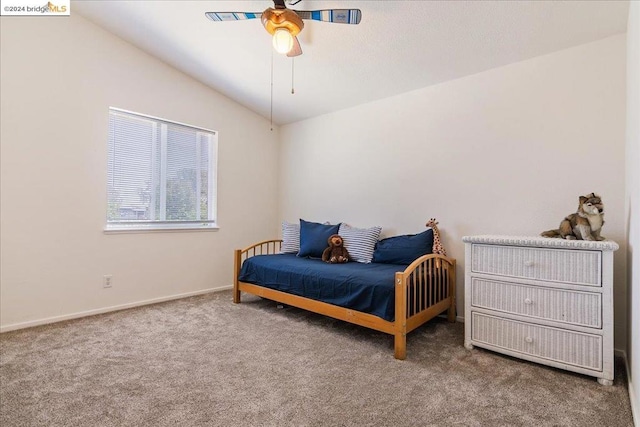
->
[[524, 298, 533, 305], [525, 336, 533, 343], [524, 261, 535, 267]]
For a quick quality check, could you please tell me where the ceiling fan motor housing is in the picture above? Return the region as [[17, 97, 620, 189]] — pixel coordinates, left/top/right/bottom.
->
[[261, 8, 304, 36]]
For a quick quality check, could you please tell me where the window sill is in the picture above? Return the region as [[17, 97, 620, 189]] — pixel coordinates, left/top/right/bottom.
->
[[104, 224, 219, 234]]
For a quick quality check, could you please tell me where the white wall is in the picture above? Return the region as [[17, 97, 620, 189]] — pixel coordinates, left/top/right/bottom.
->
[[279, 35, 628, 350], [625, 1, 640, 422], [0, 15, 280, 330]]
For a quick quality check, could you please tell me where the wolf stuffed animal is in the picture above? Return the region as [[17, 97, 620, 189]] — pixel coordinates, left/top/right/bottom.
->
[[541, 193, 605, 241], [322, 234, 350, 263]]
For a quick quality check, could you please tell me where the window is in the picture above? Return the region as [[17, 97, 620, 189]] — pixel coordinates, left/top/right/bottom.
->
[[106, 108, 218, 231]]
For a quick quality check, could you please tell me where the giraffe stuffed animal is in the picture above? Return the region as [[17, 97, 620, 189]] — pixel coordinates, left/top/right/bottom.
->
[[426, 218, 447, 256]]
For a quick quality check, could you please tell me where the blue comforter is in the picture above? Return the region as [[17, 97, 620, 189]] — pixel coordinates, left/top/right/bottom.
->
[[238, 254, 409, 322]]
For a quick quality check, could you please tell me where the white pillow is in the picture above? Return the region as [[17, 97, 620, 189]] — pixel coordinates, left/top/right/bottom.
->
[[280, 221, 300, 253], [338, 223, 382, 263]]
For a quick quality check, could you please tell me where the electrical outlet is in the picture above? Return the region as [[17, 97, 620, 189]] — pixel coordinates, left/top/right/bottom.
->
[[103, 275, 113, 288]]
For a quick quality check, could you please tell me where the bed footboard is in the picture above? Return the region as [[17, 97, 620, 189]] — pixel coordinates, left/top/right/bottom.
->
[[393, 254, 457, 359]]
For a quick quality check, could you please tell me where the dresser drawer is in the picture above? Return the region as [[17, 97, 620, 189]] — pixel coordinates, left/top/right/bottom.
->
[[471, 313, 602, 371], [471, 244, 601, 286], [470, 278, 602, 328]]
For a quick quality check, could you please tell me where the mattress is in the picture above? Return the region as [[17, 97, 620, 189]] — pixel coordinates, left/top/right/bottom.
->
[[238, 254, 409, 322]]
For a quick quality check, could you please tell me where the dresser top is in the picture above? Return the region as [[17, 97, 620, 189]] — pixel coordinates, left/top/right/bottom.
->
[[462, 235, 619, 251]]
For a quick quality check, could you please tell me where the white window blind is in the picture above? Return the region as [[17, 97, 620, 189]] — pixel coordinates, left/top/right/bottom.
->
[[107, 108, 218, 231]]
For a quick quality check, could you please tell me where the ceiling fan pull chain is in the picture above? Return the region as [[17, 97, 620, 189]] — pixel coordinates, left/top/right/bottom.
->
[[291, 57, 295, 94], [270, 49, 274, 131]]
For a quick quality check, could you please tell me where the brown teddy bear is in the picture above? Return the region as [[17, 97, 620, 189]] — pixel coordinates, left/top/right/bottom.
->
[[322, 234, 350, 263]]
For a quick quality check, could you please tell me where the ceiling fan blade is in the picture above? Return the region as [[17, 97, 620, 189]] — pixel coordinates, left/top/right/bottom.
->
[[287, 36, 302, 57], [295, 9, 362, 25], [205, 12, 262, 22]]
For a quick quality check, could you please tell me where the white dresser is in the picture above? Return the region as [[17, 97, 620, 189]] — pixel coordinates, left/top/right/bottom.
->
[[462, 235, 619, 385]]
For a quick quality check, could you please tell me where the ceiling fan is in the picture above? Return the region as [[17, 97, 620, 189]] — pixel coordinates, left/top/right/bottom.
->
[[205, 0, 362, 57]]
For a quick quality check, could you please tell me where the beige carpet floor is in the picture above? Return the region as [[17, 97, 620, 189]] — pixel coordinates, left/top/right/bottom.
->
[[0, 290, 634, 427]]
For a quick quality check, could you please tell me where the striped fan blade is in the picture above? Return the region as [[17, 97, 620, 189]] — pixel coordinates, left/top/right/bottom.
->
[[295, 9, 362, 24], [205, 12, 262, 22], [287, 36, 302, 57]]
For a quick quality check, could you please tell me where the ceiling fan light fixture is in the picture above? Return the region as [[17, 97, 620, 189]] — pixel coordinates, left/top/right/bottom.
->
[[272, 28, 293, 54], [261, 7, 302, 54], [207, 3, 362, 58]]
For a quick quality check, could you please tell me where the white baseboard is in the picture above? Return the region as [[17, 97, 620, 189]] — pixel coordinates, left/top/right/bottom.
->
[[617, 349, 640, 427], [435, 314, 465, 322], [0, 285, 233, 333], [631, 378, 639, 427]]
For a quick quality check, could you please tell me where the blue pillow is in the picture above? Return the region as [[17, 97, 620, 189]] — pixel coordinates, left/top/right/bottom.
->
[[297, 219, 341, 259], [372, 229, 434, 265]]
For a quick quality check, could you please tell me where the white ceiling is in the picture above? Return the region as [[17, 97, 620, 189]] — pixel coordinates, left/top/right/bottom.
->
[[74, 1, 629, 125]]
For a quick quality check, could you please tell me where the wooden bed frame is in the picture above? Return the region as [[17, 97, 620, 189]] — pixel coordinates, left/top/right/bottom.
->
[[234, 239, 456, 359]]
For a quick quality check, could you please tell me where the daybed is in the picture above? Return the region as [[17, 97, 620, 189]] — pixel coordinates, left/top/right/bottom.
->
[[233, 223, 456, 360]]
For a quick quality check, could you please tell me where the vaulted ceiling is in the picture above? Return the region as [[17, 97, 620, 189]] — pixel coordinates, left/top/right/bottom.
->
[[74, 1, 629, 125]]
